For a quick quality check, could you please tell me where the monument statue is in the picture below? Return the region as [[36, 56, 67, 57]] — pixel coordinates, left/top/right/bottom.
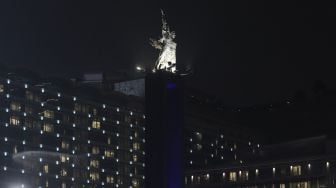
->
[[150, 10, 177, 73]]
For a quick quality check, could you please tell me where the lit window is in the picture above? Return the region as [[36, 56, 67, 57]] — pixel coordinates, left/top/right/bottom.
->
[[43, 110, 54, 119], [107, 137, 112, 145], [280, 183, 286, 188], [106, 176, 114, 184], [60, 154, 68, 163], [132, 179, 140, 187], [229, 172, 237, 182], [43, 123, 54, 133], [105, 149, 114, 158], [92, 147, 100, 154], [133, 154, 138, 162], [61, 168, 67, 176], [10, 116, 20, 126], [92, 120, 101, 129], [290, 182, 309, 188], [89, 172, 100, 181], [133, 143, 141, 150], [0, 84, 4, 93], [61, 141, 69, 150], [43, 164, 49, 173], [10, 102, 21, 111], [291, 165, 301, 176], [90, 160, 99, 168]]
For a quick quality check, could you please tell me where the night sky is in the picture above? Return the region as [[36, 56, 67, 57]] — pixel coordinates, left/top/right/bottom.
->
[[1, 0, 336, 106]]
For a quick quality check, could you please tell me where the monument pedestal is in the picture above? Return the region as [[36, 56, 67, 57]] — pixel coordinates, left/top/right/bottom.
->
[[145, 71, 184, 188]]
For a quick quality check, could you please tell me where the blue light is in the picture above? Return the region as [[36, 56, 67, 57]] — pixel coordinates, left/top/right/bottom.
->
[[167, 82, 177, 89]]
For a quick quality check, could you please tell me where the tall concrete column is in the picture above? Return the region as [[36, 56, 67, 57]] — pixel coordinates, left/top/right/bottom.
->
[[145, 71, 184, 188]]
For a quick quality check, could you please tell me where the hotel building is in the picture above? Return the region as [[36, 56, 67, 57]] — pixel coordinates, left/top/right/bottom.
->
[[0, 73, 146, 188]]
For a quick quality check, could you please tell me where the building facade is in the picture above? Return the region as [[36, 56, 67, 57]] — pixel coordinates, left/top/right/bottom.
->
[[0, 74, 146, 188], [185, 136, 336, 188]]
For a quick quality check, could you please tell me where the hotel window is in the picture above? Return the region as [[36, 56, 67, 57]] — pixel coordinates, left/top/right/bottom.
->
[[107, 137, 112, 145], [132, 179, 140, 187], [196, 144, 202, 150], [106, 176, 114, 183], [0, 84, 4, 93], [106, 176, 114, 184], [10, 102, 21, 111], [229, 172, 237, 182], [105, 149, 114, 158], [204, 174, 210, 181], [13, 145, 18, 154], [196, 176, 201, 184], [61, 182, 66, 188], [92, 120, 101, 129], [290, 182, 309, 188], [291, 165, 301, 176], [60, 154, 68, 163], [74, 116, 87, 125], [26, 91, 34, 101], [125, 116, 131, 123], [92, 147, 100, 154], [133, 154, 138, 162], [117, 177, 123, 185], [280, 183, 286, 188], [89, 172, 100, 181], [240, 171, 249, 181], [134, 131, 139, 138], [43, 164, 49, 173], [93, 108, 98, 116], [74, 103, 89, 113], [43, 123, 54, 133], [25, 106, 34, 114], [10, 116, 20, 126], [90, 160, 99, 168], [280, 168, 287, 176], [61, 141, 69, 150], [133, 142, 141, 150], [63, 115, 71, 123], [43, 110, 54, 119], [61, 168, 67, 176], [26, 91, 40, 102]]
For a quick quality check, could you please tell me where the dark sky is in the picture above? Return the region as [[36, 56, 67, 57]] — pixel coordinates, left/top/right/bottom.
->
[[1, 0, 336, 106]]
